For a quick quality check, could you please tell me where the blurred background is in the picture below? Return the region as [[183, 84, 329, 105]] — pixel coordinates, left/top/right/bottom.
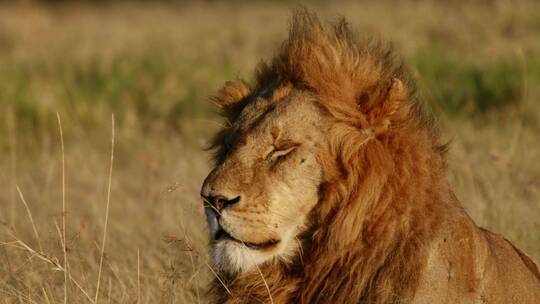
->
[[0, 0, 538, 303]]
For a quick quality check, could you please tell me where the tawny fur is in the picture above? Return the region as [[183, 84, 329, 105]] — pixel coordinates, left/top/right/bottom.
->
[[206, 9, 540, 304]]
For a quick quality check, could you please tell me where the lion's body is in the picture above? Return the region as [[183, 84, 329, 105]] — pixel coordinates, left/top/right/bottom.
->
[[415, 213, 540, 304], [203, 10, 540, 304]]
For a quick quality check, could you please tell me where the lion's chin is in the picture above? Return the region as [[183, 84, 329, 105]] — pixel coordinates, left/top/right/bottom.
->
[[212, 238, 278, 274], [210, 226, 300, 274], [211, 229, 300, 274]]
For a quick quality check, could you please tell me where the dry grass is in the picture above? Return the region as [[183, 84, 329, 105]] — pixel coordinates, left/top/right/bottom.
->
[[0, 1, 539, 303]]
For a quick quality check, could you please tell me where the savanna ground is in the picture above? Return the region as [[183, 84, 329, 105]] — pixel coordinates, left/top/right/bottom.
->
[[0, 0, 539, 303]]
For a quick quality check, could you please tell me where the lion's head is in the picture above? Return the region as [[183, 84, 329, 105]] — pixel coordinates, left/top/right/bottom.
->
[[201, 84, 333, 274], [201, 12, 418, 277]]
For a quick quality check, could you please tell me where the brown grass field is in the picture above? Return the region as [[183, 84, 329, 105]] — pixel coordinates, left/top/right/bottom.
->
[[0, 1, 539, 303]]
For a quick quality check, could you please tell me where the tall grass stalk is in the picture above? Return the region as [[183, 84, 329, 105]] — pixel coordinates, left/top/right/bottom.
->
[[95, 115, 115, 303]]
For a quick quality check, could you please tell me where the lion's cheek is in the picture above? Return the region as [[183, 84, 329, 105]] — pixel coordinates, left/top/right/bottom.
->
[[268, 176, 321, 226]]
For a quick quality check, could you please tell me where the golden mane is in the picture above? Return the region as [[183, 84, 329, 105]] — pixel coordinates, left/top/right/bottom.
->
[[208, 9, 540, 304], [256, 9, 415, 122]]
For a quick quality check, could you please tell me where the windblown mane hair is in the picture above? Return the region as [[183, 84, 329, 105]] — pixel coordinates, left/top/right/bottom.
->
[[211, 9, 451, 303], [254, 9, 438, 140]]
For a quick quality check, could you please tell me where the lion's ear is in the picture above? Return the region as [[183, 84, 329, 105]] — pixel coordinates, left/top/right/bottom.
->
[[382, 78, 409, 120], [212, 79, 252, 121], [367, 78, 410, 135]]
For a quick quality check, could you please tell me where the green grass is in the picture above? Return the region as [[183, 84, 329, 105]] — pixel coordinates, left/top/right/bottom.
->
[[0, 52, 237, 140], [413, 48, 539, 115]]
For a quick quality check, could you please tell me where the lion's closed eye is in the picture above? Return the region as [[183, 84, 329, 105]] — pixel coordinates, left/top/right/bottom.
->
[[266, 140, 299, 160], [271, 146, 296, 159]]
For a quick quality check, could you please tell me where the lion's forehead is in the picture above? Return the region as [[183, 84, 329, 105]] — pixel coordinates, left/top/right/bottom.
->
[[236, 97, 275, 129], [237, 95, 323, 140]]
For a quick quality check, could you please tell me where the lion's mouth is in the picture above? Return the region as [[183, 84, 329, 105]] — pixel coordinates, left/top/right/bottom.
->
[[214, 228, 279, 250]]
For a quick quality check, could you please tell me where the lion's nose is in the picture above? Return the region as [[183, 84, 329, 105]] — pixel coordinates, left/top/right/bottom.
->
[[202, 194, 241, 212], [201, 165, 242, 212]]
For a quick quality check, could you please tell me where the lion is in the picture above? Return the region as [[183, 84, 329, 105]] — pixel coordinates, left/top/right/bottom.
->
[[200, 10, 540, 304]]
